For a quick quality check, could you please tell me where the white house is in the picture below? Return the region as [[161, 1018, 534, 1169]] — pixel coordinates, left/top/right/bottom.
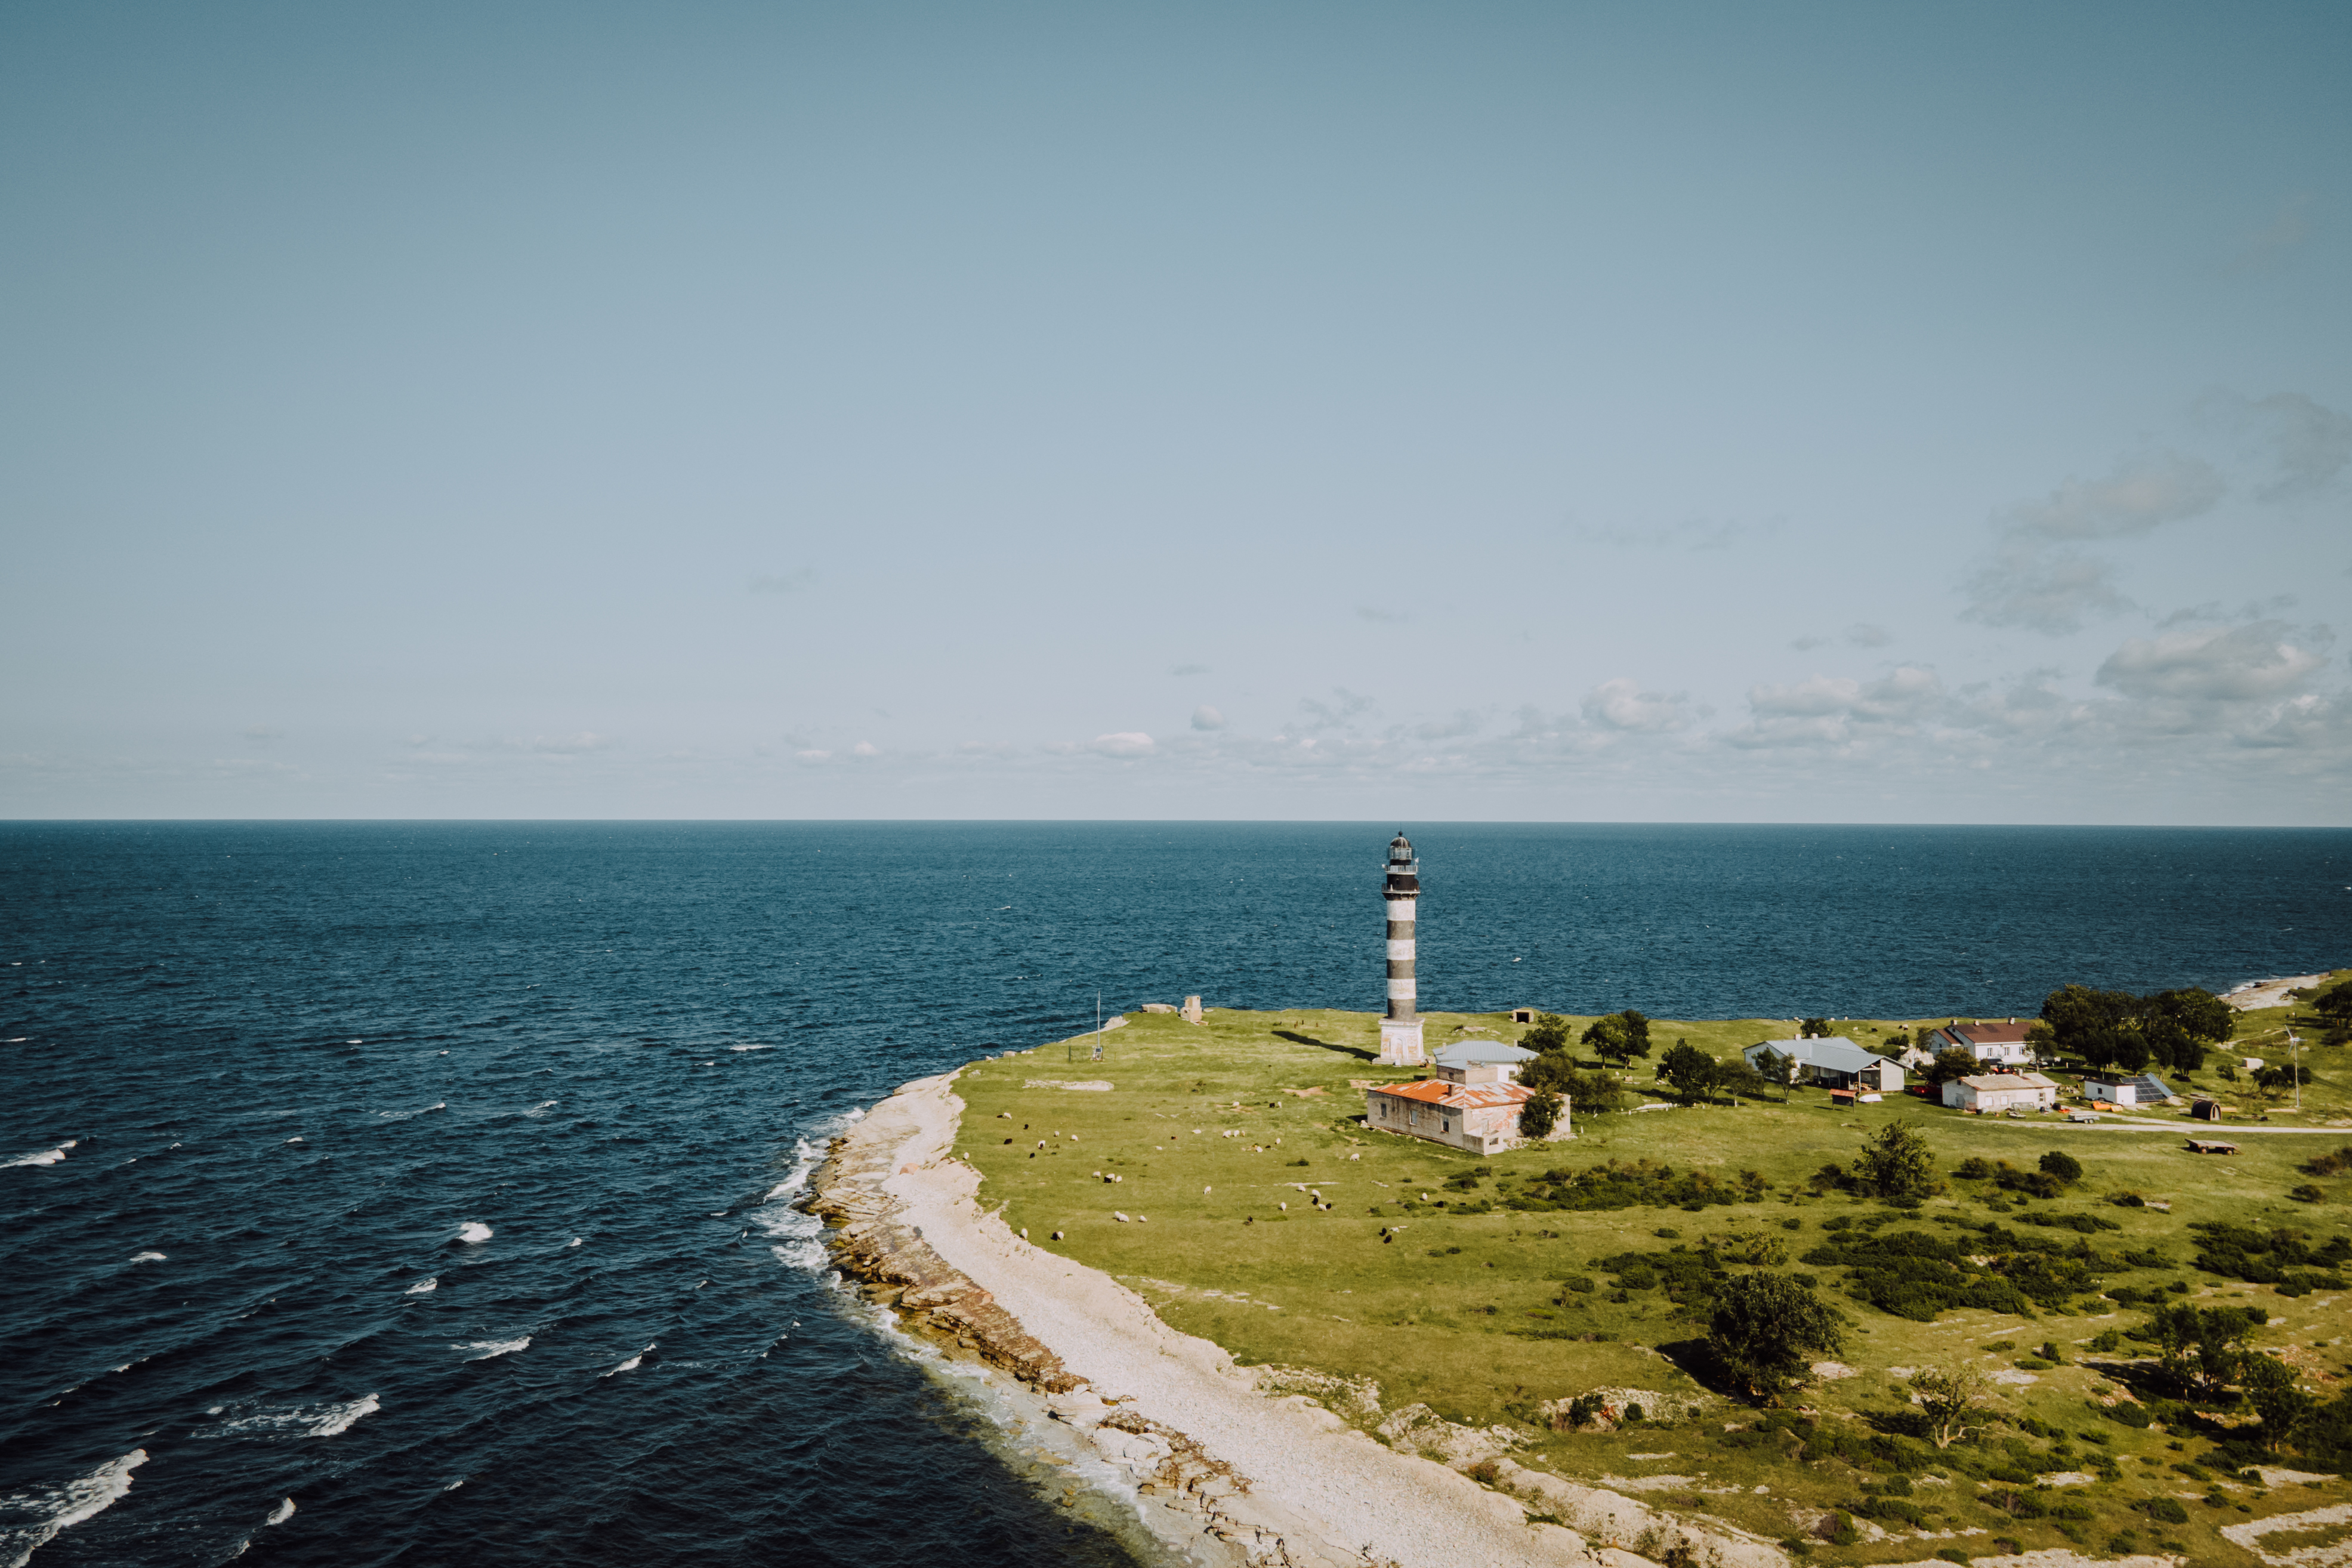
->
[[1942, 1072, 2061, 1113], [1365, 1079, 1548, 1153], [1743, 1038, 1905, 1092], [1926, 1019, 2038, 1066], [2081, 1075, 2141, 1106], [1432, 1040, 1539, 1086]]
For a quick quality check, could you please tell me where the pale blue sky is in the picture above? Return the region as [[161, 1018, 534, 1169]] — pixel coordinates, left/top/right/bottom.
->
[[6, 2, 2348, 821]]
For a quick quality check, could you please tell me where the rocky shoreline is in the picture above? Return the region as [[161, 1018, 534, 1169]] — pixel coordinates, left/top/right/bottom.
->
[[799, 1066, 2184, 1568], [804, 1072, 1383, 1566]]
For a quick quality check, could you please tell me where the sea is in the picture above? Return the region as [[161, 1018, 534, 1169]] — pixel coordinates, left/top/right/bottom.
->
[[3, 821, 2347, 1566]]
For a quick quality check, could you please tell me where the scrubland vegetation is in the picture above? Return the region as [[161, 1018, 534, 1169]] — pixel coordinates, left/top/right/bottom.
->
[[956, 980, 2350, 1567]]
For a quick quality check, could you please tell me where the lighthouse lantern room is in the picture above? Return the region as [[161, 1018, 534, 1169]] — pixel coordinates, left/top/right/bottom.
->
[[1378, 832, 1427, 1066]]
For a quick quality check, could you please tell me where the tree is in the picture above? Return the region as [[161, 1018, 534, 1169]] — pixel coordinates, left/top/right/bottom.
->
[[2112, 1027, 2152, 1075], [1853, 1122, 1936, 1200], [2238, 1352, 2313, 1453], [1800, 1017, 1834, 1038], [1925, 1047, 1980, 1087], [2143, 1013, 2202, 1073], [2038, 1150, 2082, 1185], [1655, 1040, 1722, 1104], [2024, 1021, 2057, 1063], [1750, 1047, 1795, 1103], [1521, 1012, 1572, 1054], [2150, 986, 2236, 1046], [1708, 1273, 1844, 1405], [2041, 984, 2141, 1060], [1584, 1013, 1652, 1068], [1910, 1365, 1996, 1448], [1520, 1055, 1623, 1114], [1520, 1089, 1563, 1140], [2150, 1303, 2261, 1396]]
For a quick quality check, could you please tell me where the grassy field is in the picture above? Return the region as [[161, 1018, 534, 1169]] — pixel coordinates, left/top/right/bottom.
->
[[952, 984, 2352, 1567]]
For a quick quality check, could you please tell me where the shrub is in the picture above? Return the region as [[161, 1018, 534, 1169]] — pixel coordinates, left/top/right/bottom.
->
[[1936, 1550, 1969, 1565], [2303, 1146, 2352, 1177], [2289, 1184, 2326, 1204], [2039, 1150, 2084, 1184], [2140, 1497, 2190, 1524]]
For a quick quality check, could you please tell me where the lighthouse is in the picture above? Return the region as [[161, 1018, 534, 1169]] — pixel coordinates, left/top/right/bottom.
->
[[1378, 832, 1426, 1066]]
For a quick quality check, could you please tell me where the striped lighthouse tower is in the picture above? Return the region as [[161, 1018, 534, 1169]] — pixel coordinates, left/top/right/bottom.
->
[[1377, 832, 1427, 1066]]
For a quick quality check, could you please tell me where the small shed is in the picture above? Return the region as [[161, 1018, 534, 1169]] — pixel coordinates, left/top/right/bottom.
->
[[2190, 1098, 2224, 1122], [1510, 1007, 1537, 1024], [2186, 1137, 2239, 1155]]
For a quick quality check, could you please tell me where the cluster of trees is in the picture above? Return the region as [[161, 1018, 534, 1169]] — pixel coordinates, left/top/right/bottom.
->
[[2037, 983, 2235, 1073], [2308, 977, 2352, 1045], [1517, 1013, 1629, 1126]]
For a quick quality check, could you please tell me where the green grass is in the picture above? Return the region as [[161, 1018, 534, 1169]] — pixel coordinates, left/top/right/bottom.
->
[[950, 996, 2352, 1567]]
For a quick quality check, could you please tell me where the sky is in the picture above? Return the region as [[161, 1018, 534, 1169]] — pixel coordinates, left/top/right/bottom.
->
[[5, 1, 2349, 823]]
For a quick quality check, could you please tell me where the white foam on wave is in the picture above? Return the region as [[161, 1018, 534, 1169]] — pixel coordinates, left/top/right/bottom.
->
[[285, 1137, 305, 1145], [0, 1449, 147, 1568], [128, 1251, 165, 1264], [525, 1100, 558, 1116], [265, 1498, 295, 1527], [455, 1337, 530, 1361], [210, 1396, 381, 1440], [729, 1042, 773, 1051], [7, 1140, 77, 1168], [565, 1237, 582, 1248], [406, 1277, 438, 1295], [601, 1342, 655, 1377], [455, 1223, 493, 1244], [752, 1136, 829, 1271]]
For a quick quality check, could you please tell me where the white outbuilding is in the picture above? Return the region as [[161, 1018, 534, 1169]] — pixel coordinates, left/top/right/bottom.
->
[[1942, 1072, 2061, 1113]]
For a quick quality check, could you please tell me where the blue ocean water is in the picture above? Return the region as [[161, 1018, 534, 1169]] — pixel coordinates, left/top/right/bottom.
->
[[3, 821, 2347, 1566]]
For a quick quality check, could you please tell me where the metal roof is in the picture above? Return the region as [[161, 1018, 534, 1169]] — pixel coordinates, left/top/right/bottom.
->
[[1742, 1037, 1898, 1075], [1431, 1040, 1539, 1068], [1369, 1079, 1536, 1110]]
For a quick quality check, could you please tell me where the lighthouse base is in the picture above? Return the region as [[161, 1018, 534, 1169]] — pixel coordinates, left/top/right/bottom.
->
[[1376, 1018, 1426, 1067]]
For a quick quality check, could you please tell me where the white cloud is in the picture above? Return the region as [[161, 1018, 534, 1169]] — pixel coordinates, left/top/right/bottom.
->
[[2094, 621, 2329, 703], [851, 740, 879, 757], [1960, 538, 2132, 635], [1089, 731, 1155, 757], [2225, 194, 2313, 274], [1190, 705, 1226, 731], [1728, 665, 1944, 749], [1580, 678, 1693, 733], [2249, 393, 2352, 502], [527, 731, 611, 754], [1999, 452, 2225, 540]]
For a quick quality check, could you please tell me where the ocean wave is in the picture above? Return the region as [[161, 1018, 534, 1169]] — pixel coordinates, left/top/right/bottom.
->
[[0, 1449, 146, 1568], [525, 1100, 558, 1116], [210, 1397, 380, 1440], [729, 1043, 773, 1051], [406, 1277, 438, 1295], [7, 1140, 76, 1168], [378, 1101, 448, 1121], [601, 1342, 655, 1377], [455, 1223, 492, 1244], [128, 1251, 165, 1264], [455, 1337, 530, 1361], [265, 1499, 294, 1527]]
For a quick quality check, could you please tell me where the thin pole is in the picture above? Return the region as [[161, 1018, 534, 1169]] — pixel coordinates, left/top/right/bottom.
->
[[2292, 1031, 2301, 1110]]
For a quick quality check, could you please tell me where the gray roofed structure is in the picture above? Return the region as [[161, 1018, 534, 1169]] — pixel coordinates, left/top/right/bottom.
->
[[1742, 1037, 1897, 1076], [1432, 1040, 1539, 1070]]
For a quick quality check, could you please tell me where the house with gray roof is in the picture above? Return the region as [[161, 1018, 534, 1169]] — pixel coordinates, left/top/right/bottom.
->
[[1742, 1037, 1905, 1092], [1433, 1039, 1539, 1087]]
